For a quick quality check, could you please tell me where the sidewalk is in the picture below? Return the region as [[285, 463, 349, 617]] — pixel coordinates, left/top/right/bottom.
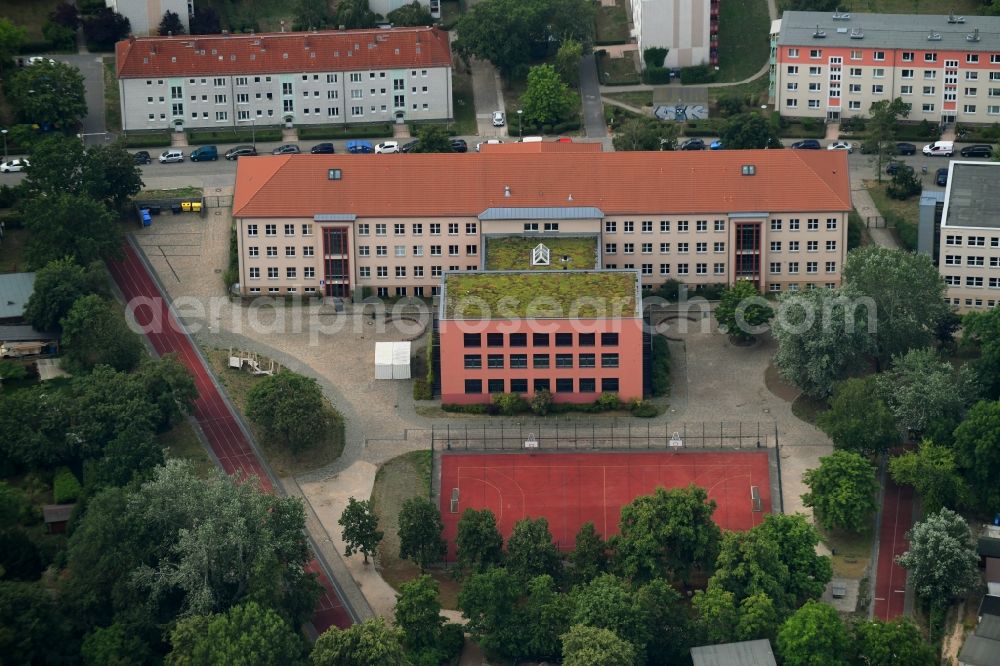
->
[[851, 180, 900, 249]]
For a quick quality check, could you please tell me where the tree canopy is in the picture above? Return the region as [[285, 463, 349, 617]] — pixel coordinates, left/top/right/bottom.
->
[[952, 399, 1000, 513], [853, 618, 937, 666], [24, 258, 108, 331], [60, 294, 144, 372], [386, 1, 432, 26], [0, 18, 27, 72], [158, 10, 186, 35], [561, 624, 636, 666], [865, 98, 911, 182], [612, 117, 678, 151], [802, 450, 879, 532], [166, 602, 306, 665], [311, 617, 409, 666], [83, 8, 130, 51], [246, 372, 332, 453], [897, 508, 980, 607], [397, 496, 446, 571], [964, 306, 1000, 399], [569, 522, 608, 584], [338, 497, 383, 563], [776, 601, 849, 666], [719, 112, 782, 149], [21, 193, 121, 269], [505, 516, 562, 583], [714, 280, 773, 342], [521, 64, 579, 128], [8, 60, 86, 128], [889, 441, 969, 514], [394, 575, 463, 665], [410, 125, 454, 153], [455, 508, 504, 573], [817, 378, 899, 455]]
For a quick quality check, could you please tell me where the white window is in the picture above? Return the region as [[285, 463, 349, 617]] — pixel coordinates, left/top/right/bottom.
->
[[923, 85, 935, 95], [967, 71, 980, 81], [788, 48, 799, 58], [786, 99, 798, 108], [808, 100, 820, 108], [873, 51, 885, 61], [850, 50, 862, 60], [809, 49, 822, 59], [900, 86, 913, 95], [808, 82, 822, 91], [809, 66, 821, 76], [848, 101, 861, 110], [923, 103, 935, 112], [964, 104, 977, 114], [849, 84, 862, 93], [787, 66, 799, 75], [873, 68, 885, 78], [925, 70, 937, 79], [769, 262, 781, 274], [902, 52, 914, 62], [872, 84, 884, 94], [249, 267, 260, 279], [925, 53, 937, 62], [901, 69, 914, 79]]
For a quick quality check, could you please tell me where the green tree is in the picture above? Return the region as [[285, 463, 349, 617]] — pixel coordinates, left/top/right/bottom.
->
[[23, 134, 86, 198], [43, 21, 77, 50], [964, 306, 1000, 399], [21, 193, 120, 268], [83, 8, 130, 51], [83, 422, 163, 490], [455, 0, 546, 82], [720, 112, 782, 149], [852, 618, 937, 666], [802, 450, 879, 532], [458, 566, 523, 659], [339, 497, 382, 564], [635, 577, 691, 665], [386, 1, 432, 26], [311, 617, 409, 666], [522, 574, 575, 661], [455, 507, 504, 573], [735, 592, 779, 641], [714, 280, 773, 342], [293, 0, 332, 30], [246, 372, 332, 453], [136, 354, 198, 432], [614, 484, 720, 583], [817, 378, 899, 455], [505, 516, 561, 583], [166, 602, 306, 665], [81, 141, 146, 211], [158, 10, 186, 34], [889, 441, 969, 513], [842, 246, 950, 367], [953, 399, 1000, 513], [865, 98, 910, 183], [612, 117, 679, 151], [0, 482, 26, 531], [189, 6, 222, 34], [897, 509, 980, 607], [772, 287, 876, 398], [776, 601, 849, 666], [693, 585, 739, 643], [333, 0, 378, 29], [555, 39, 583, 86], [49, 2, 81, 29], [8, 60, 87, 128], [395, 575, 448, 658], [548, 0, 596, 46], [81, 622, 155, 666], [561, 624, 636, 666], [411, 125, 454, 153], [0, 580, 77, 664], [569, 521, 607, 583], [0, 19, 27, 72], [572, 574, 652, 662], [24, 258, 107, 331], [397, 496, 446, 571], [886, 162, 921, 199], [521, 64, 579, 128], [61, 295, 143, 373]]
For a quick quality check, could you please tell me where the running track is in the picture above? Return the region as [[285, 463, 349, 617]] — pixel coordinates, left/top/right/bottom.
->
[[872, 475, 913, 621], [108, 241, 353, 631]]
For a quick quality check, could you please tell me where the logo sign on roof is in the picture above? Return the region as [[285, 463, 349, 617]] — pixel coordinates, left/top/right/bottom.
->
[[532, 243, 550, 266]]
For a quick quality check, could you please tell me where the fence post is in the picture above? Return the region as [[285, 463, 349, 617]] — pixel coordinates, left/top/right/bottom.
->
[[446, 424, 450, 452], [501, 421, 504, 450], [647, 422, 650, 449]]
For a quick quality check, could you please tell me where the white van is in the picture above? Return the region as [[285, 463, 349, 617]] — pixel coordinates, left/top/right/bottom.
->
[[520, 136, 544, 143], [159, 149, 184, 163], [922, 140, 954, 157]]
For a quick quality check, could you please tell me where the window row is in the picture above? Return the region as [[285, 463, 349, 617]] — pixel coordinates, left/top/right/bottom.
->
[[248, 266, 316, 280], [464, 377, 620, 395], [768, 261, 837, 274], [786, 49, 981, 63], [942, 255, 1000, 267], [246, 223, 315, 237], [248, 246, 316, 258], [605, 241, 726, 255], [944, 276, 1000, 288], [359, 265, 478, 279], [358, 244, 478, 258], [766, 282, 837, 292], [944, 235, 1000, 247], [950, 297, 998, 308], [464, 353, 620, 370], [357, 222, 477, 236], [604, 262, 726, 276], [463, 332, 619, 348], [604, 220, 726, 233], [769, 240, 837, 252]]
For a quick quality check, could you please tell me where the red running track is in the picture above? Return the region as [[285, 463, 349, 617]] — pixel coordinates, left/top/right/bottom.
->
[[872, 476, 913, 621], [107, 241, 352, 632], [439, 450, 771, 555]]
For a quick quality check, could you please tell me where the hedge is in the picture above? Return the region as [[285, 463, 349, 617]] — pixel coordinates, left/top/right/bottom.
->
[[443, 392, 660, 417], [642, 67, 671, 85], [650, 335, 671, 397], [187, 129, 281, 145], [53, 467, 82, 504], [297, 124, 394, 140], [680, 65, 715, 85], [124, 132, 173, 148]]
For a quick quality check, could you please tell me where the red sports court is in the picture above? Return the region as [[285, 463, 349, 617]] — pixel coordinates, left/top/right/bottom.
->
[[439, 450, 774, 553]]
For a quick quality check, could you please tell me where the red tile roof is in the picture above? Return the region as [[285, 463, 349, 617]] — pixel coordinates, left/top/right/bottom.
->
[[480, 141, 602, 153], [232, 151, 852, 219], [115, 27, 451, 79]]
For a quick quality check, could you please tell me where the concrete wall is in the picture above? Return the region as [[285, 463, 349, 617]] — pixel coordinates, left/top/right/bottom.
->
[[633, 0, 711, 68]]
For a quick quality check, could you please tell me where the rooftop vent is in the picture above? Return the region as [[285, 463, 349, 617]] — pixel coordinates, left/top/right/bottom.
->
[[741, 165, 756, 176], [504, 185, 511, 197], [186, 40, 195, 47], [849, 26, 864, 39], [813, 25, 826, 38], [832, 10, 850, 19], [252, 39, 261, 46], [328, 168, 342, 180], [948, 13, 966, 23], [967, 28, 980, 42], [394, 48, 400, 54], [211, 48, 217, 55], [567, 193, 574, 201], [171, 56, 177, 62], [310, 51, 316, 58], [283, 52, 288, 58], [928, 31, 942, 41], [836, 27, 848, 33]]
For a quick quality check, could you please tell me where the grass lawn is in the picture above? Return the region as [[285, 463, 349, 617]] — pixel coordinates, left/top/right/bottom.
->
[[103, 57, 121, 132], [139, 186, 204, 200], [205, 349, 345, 477], [864, 180, 920, 250], [822, 527, 874, 579], [5, 0, 62, 42], [159, 419, 215, 476], [836, 0, 981, 13], [451, 65, 477, 136], [596, 52, 641, 86], [201, 0, 294, 32], [604, 91, 653, 109], [707, 74, 769, 105], [370, 450, 461, 609], [716, 0, 770, 83], [485, 236, 598, 271], [595, 0, 631, 45], [0, 227, 28, 273]]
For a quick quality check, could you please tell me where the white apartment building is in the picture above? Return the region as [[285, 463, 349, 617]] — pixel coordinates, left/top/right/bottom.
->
[[631, 0, 716, 68], [115, 27, 453, 132], [773, 11, 1000, 124], [106, 0, 190, 37]]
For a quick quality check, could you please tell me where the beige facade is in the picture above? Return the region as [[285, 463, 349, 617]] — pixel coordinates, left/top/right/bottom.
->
[[631, 0, 715, 68]]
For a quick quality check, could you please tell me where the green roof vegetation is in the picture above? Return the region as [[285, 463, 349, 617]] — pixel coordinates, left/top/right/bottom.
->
[[444, 271, 638, 319], [485, 236, 598, 271]]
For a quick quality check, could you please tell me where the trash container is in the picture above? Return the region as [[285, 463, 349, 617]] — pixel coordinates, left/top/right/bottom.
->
[[141, 210, 152, 227], [171, 203, 182, 215], [181, 201, 192, 212], [149, 205, 161, 215], [191, 201, 203, 213]]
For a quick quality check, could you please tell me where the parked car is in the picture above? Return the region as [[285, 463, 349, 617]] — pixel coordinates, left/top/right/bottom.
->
[[225, 145, 257, 160], [936, 167, 949, 186], [679, 138, 705, 150], [375, 141, 399, 154], [475, 139, 504, 152], [450, 138, 468, 153], [827, 141, 853, 153], [885, 160, 911, 176], [158, 149, 184, 163], [922, 140, 955, 156], [896, 142, 917, 155], [271, 144, 301, 155], [492, 111, 505, 127], [400, 140, 419, 153], [710, 139, 724, 150], [790, 139, 822, 150], [133, 151, 151, 165], [27, 56, 56, 65], [0, 158, 29, 173], [555, 137, 573, 143], [346, 140, 374, 154], [310, 143, 336, 154], [960, 144, 993, 158], [189, 145, 218, 161]]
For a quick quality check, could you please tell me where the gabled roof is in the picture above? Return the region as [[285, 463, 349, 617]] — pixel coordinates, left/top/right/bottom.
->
[[479, 141, 602, 153], [115, 27, 451, 79], [232, 151, 852, 219]]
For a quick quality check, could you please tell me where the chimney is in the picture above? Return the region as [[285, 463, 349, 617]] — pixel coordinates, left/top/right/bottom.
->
[[504, 185, 511, 198]]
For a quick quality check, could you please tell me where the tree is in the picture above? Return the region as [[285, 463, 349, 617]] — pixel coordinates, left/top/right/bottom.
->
[[60, 295, 143, 373], [548, 0, 596, 46], [83, 422, 163, 490], [8, 60, 87, 128], [339, 497, 382, 564], [953, 399, 1000, 513], [772, 286, 876, 398], [49, 3, 80, 29], [693, 585, 739, 643], [43, 21, 78, 50], [83, 8, 130, 51], [455, 0, 546, 82], [136, 354, 198, 432], [21, 194, 120, 269], [875, 347, 979, 439], [158, 10, 186, 35], [523, 574, 575, 661], [505, 516, 561, 583], [411, 125, 454, 153], [776, 601, 849, 666], [569, 521, 607, 583], [572, 574, 652, 661], [780, 0, 838, 10], [0, 18, 26, 72], [0, 581, 76, 664], [395, 575, 463, 664], [964, 306, 1000, 399], [635, 577, 691, 665], [457, 567, 523, 659], [555, 39, 583, 87], [889, 441, 969, 513], [24, 258, 107, 331], [720, 112, 782, 149], [817, 378, 899, 455], [81, 141, 145, 211], [897, 509, 980, 607], [24, 134, 86, 198], [0, 529, 45, 581], [886, 162, 921, 199], [387, 1, 432, 26], [853, 618, 937, 666], [455, 508, 504, 573], [561, 625, 636, 666], [521, 64, 579, 128], [717, 94, 745, 117], [614, 484, 720, 583], [842, 246, 950, 367], [802, 450, 878, 532], [714, 280, 773, 342], [166, 602, 306, 665], [81, 622, 155, 666], [397, 496, 446, 571], [334, 0, 378, 30], [293, 0, 332, 30], [866, 98, 910, 183], [311, 618, 409, 666], [612, 117, 679, 151], [246, 372, 331, 453], [189, 7, 222, 34]]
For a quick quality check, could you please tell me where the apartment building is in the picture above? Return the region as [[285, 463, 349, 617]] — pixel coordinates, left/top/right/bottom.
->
[[937, 161, 1000, 312], [230, 150, 852, 299], [106, 0, 190, 37], [115, 27, 452, 132], [773, 11, 1000, 123], [632, 0, 717, 68]]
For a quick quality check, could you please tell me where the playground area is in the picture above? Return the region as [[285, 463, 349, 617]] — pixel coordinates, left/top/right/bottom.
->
[[437, 448, 777, 556]]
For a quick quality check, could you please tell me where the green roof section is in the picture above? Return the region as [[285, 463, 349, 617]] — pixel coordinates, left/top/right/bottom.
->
[[484, 235, 599, 271], [442, 270, 640, 320]]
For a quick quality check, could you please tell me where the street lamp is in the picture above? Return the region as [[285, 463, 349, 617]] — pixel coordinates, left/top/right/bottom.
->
[[517, 109, 523, 141], [238, 114, 257, 147], [1, 130, 7, 161]]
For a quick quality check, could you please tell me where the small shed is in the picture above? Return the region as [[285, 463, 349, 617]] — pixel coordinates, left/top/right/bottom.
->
[[960, 615, 1000, 666], [0, 273, 36, 324], [42, 503, 75, 534], [374, 341, 411, 380], [691, 639, 777, 666]]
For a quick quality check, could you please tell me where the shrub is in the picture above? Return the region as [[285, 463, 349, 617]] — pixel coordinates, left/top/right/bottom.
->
[[630, 399, 659, 418], [223, 225, 239, 292], [680, 64, 715, 85], [43, 21, 77, 50], [492, 392, 528, 416], [694, 283, 726, 300], [552, 120, 581, 133], [643, 47, 668, 68], [887, 166, 921, 200], [650, 335, 671, 397], [596, 392, 621, 411], [53, 467, 81, 504], [442, 403, 489, 414], [716, 95, 744, 118], [413, 377, 432, 400], [642, 67, 671, 85], [124, 132, 172, 148], [0, 184, 22, 209], [530, 389, 553, 415], [654, 278, 684, 301]]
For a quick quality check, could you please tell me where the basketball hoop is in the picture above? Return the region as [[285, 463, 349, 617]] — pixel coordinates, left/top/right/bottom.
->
[[668, 432, 684, 448], [524, 433, 539, 449]]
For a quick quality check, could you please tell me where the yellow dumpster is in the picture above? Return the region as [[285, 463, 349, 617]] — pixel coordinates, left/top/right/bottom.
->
[[191, 201, 203, 213], [181, 201, 192, 212]]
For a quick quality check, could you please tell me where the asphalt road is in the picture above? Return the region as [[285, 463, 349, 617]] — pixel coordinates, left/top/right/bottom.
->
[[28, 52, 110, 145]]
